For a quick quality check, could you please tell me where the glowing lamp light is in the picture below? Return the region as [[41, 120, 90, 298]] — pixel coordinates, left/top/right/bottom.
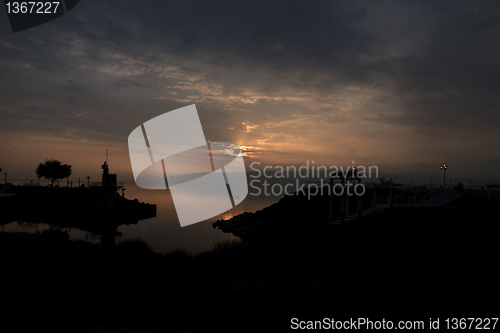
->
[[440, 163, 448, 191]]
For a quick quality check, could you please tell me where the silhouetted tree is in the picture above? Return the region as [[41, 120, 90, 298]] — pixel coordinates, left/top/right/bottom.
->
[[35, 159, 72, 186]]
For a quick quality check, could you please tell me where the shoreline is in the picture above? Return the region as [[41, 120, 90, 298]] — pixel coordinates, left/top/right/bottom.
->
[[1, 202, 497, 333]]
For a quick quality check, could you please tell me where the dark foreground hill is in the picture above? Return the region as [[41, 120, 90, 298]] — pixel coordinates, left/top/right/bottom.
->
[[0, 203, 498, 332]]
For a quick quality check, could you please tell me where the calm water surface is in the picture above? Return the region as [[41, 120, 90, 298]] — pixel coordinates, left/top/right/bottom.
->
[[2, 183, 280, 253]]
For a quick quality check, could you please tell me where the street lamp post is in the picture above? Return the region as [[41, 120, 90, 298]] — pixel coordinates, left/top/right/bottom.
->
[[440, 163, 448, 192]]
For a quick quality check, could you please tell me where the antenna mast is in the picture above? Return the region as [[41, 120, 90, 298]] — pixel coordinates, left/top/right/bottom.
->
[[106, 149, 108, 164]]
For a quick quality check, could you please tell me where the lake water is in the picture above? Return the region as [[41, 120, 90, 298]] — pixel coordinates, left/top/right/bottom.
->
[[1, 183, 281, 253]]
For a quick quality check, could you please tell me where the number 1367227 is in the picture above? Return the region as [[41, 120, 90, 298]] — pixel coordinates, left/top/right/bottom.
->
[[6, 2, 62, 14]]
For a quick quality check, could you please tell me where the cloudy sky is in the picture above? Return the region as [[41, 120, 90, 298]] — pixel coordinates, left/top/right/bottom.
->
[[1, 0, 499, 184]]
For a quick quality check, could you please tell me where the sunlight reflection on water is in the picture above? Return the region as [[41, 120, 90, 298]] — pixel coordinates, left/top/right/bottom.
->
[[1, 183, 280, 253]]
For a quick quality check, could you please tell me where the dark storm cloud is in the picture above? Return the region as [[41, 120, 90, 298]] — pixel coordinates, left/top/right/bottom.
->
[[2, 1, 499, 98], [0, 0, 499, 176]]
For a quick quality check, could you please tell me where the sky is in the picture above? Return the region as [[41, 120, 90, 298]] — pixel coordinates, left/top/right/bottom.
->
[[1, 0, 500, 186]]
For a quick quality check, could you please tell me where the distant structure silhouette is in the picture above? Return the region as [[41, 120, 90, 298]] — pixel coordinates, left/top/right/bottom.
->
[[101, 161, 117, 188]]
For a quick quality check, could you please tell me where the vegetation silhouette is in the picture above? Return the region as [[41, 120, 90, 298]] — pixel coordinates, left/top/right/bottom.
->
[[1, 165, 498, 332], [35, 159, 72, 186], [1, 195, 498, 333]]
